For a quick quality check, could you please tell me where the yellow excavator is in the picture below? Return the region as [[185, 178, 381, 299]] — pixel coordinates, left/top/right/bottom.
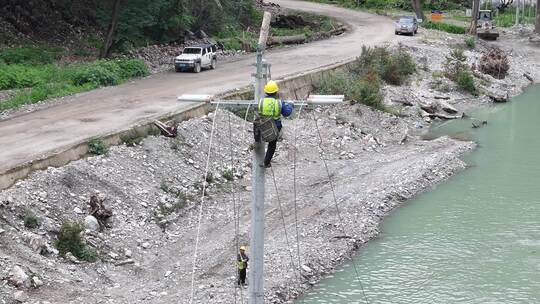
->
[[477, 10, 500, 40]]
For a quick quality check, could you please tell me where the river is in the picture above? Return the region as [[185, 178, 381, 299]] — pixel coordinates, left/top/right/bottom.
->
[[299, 86, 540, 304]]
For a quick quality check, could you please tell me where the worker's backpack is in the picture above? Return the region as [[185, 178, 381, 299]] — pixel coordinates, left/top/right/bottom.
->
[[254, 116, 279, 142]]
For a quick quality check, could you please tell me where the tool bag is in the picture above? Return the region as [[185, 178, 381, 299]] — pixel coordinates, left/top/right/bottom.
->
[[254, 116, 279, 142]]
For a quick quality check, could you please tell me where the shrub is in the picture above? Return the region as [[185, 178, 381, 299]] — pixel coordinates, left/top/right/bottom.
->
[[222, 169, 234, 181], [72, 64, 119, 86], [350, 46, 415, 86], [24, 212, 40, 229], [478, 48, 509, 79], [464, 36, 476, 49], [114, 59, 149, 78], [422, 21, 466, 34], [56, 220, 97, 262], [444, 48, 468, 80], [456, 70, 476, 94], [88, 139, 107, 155]]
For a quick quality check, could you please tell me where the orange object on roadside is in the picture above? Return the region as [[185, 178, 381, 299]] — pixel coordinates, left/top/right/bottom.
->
[[431, 13, 443, 21]]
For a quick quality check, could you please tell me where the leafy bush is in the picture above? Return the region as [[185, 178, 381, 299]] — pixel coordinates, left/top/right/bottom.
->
[[443, 48, 477, 94], [422, 21, 466, 34], [73, 64, 119, 86], [464, 36, 476, 49], [88, 139, 108, 155], [444, 48, 468, 80], [350, 46, 416, 85], [0, 46, 63, 65], [115, 59, 149, 78], [56, 221, 97, 262]]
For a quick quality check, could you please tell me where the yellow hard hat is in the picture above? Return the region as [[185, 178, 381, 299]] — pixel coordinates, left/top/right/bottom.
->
[[264, 80, 279, 94], [239, 245, 246, 251]]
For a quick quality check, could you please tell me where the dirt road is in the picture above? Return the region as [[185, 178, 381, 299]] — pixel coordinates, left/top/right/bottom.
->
[[0, 0, 399, 176]]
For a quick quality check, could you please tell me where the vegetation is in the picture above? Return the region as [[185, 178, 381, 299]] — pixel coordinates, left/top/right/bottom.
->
[[88, 139, 108, 155], [464, 36, 476, 49], [0, 54, 149, 111], [23, 211, 40, 229], [421, 21, 466, 34], [444, 48, 477, 95], [56, 220, 98, 262], [314, 46, 416, 110]]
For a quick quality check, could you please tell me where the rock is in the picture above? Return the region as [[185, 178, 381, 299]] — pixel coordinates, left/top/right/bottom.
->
[[84, 215, 100, 231], [437, 100, 458, 114], [73, 207, 83, 214], [31, 276, 44, 287], [114, 259, 135, 266], [13, 290, 29, 303], [164, 270, 172, 277], [28, 234, 47, 254], [9, 265, 30, 288], [124, 248, 132, 258], [420, 102, 437, 114], [141, 242, 151, 249], [65, 252, 80, 264], [0, 228, 5, 234], [488, 91, 509, 103]]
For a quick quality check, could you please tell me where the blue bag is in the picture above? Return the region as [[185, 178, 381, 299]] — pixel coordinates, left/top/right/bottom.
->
[[281, 101, 294, 117]]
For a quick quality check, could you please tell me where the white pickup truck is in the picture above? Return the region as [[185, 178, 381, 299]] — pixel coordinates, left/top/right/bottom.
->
[[174, 43, 217, 73]]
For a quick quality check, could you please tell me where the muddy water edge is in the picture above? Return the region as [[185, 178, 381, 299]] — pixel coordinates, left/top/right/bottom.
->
[[299, 85, 540, 303]]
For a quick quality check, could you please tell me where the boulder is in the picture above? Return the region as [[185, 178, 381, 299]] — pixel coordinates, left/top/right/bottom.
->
[[13, 290, 29, 303], [84, 215, 99, 231], [419, 102, 437, 114], [437, 100, 458, 114], [9, 265, 30, 288]]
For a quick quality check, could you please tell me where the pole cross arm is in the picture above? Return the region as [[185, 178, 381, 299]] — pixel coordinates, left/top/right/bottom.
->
[[177, 94, 345, 106]]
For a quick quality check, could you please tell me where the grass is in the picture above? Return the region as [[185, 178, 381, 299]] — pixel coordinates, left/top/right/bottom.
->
[[0, 46, 63, 65], [24, 211, 40, 229], [56, 220, 98, 262], [464, 36, 476, 49], [314, 46, 416, 110], [0, 55, 149, 112], [493, 6, 537, 27], [421, 20, 466, 34]]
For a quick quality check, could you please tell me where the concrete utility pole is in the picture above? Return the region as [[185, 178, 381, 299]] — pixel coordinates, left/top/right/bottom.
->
[[516, 0, 521, 25], [250, 11, 272, 304]]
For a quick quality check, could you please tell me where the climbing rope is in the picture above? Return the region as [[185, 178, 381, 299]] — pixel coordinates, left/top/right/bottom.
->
[[310, 110, 370, 304], [228, 111, 245, 304], [188, 103, 221, 304], [292, 90, 306, 273], [269, 167, 304, 297]]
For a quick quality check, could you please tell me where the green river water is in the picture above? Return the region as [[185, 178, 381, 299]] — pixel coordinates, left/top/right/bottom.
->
[[300, 86, 540, 304]]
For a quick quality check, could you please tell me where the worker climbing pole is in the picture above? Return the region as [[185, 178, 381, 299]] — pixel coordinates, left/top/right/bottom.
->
[[178, 10, 345, 303]]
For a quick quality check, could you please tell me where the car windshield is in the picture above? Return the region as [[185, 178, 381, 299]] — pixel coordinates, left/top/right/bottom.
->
[[399, 18, 414, 24], [183, 48, 201, 54]]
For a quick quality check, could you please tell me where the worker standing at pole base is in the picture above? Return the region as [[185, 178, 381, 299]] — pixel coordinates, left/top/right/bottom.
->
[[237, 245, 249, 287], [255, 80, 294, 168]]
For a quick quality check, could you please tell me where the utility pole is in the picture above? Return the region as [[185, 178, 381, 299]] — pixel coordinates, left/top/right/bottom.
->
[[177, 13, 344, 304], [516, 0, 521, 25], [250, 11, 272, 304]]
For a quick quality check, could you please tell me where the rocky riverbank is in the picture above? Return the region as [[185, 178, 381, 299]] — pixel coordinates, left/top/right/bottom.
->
[[1, 23, 540, 304]]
